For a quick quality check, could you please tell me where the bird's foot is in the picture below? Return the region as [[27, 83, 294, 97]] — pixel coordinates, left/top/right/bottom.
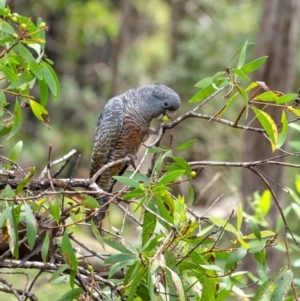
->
[[126, 154, 137, 169]]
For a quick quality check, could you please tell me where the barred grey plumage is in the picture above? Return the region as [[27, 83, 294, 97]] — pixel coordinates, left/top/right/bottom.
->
[[89, 83, 181, 221]]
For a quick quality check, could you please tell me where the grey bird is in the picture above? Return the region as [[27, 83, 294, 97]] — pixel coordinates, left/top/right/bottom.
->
[[89, 83, 181, 221]]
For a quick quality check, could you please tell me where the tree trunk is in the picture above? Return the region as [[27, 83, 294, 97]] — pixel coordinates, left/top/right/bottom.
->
[[242, 0, 300, 274]]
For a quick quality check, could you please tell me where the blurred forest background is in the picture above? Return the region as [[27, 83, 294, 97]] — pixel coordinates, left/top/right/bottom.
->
[[3, 0, 300, 220], [2, 0, 300, 299]]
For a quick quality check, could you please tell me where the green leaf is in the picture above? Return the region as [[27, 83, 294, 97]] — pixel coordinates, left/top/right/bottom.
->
[[0, 2, 6, 10], [237, 42, 247, 69], [41, 232, 50, 262], [237, 203, 243, 232], [270, 270, 293, 301], [253, 266, 288, 301], [155, 195, 174, 226], [49, 263, 69, 282], [225, 248, 247, 270], [90, 220, 105, 248], [252, 106, 278, 151], [102, 236, 136, 254], [127, 266, 146, 301], [187, 183, 194, 206], [253, 91, 282, 102], [158, 170, 184, 185], [258, 189, 272, 216], [148, 146, 166, 153], [105, 253, 138, 264], [277, 110, 288, 148], [240, 56, 268, 73], [82, 195, 99, 209], [6, 100, 22, 139], [41, 61, 60, 98], [18, 44, 43, 79], [56, 288, 84, 301], [230, 42, 253, 64], [1, 65, 18, 85], [16, 167, 35, 194], [0, 20, 15, 34], [9, 141, 23, 164], [276, 93, 298, 104], [287, 106, 300, 116], [142, 208, 157, 246], [248, 220, 261, 241], [200, 274, 216, 301], [108, 260, 137, 279], [62, 232, 77, 271], [194, 77, 212, 88], [24, 203, 37, 250], [1, 185, 15, 197], [175, 139, 197, 151], [209, 216, 240, 237], [29, 99, 49, 122], [244, 230, 276, 240], [123, 170, 150, 184], [113, 176, 140, 188], [165, 267, 186, 301], [122, 187, 144, 199], [189, 83, 216, 103], [232, 68, 249, 81], [49, 196, 60, 223], [38, 78, 48, 107], [6, 203, 19, 258], [237, 85, 248, 104]]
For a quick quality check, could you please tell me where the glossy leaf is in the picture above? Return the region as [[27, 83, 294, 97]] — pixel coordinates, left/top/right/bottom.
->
[[277, 110, 288, 148], [29, 99, 49, 122], [8, 140, 23, 164], [194, 77, 212, 88], [248, 219, 261, 241], [56, 288, 84, 301], [237, 203, 243, 232], [6, 100, 22, 139], [16, 167, 35, 194], [276, 93, 298, 104], [258, 189, 272, 216], [38, 78, 48, 106], [253, 91, 282, 102], [62, 231, 77, 271], [18, 44, 43, 79], [41, 232, 50, 262], [270, 270, 293, 301], [233, 68, 249, 81], [142, 208, 156, 246], [237, 42, 247, 68], [158, 170, 184, 185], [175, 139, 197, 151], [225, 248, 247, 270], [113, 175, 140, 188], [252, 106, 278, 151], [41, 61, 60, 98], [24, 203, 37, 250], [82, 195, 99, 209], [240, 56, 268, 73], [209, 216, 240, 237], [91, 220, 105, 248], [253, 266, 288, 301]]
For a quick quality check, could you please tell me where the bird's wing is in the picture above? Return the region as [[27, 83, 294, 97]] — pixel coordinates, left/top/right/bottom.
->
[[89, 96, 124, 179]]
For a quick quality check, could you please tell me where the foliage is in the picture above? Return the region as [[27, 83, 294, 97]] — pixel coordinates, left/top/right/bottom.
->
[[0, 4, 59, 138], [1, 6, 300, 301]]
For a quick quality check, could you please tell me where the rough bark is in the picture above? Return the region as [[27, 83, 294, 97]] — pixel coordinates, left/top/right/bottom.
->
[[242, 0, 300, 273]]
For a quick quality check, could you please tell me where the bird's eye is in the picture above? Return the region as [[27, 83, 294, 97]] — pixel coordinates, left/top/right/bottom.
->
[[163, 101, 168, 107]]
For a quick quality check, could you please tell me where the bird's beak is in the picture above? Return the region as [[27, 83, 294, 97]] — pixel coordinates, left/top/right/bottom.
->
[[157, 113, 164, 120], [165, 109, 178, 118]]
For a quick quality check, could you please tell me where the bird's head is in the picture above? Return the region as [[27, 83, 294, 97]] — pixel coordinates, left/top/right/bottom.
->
[[136, 83, 181, 122]]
